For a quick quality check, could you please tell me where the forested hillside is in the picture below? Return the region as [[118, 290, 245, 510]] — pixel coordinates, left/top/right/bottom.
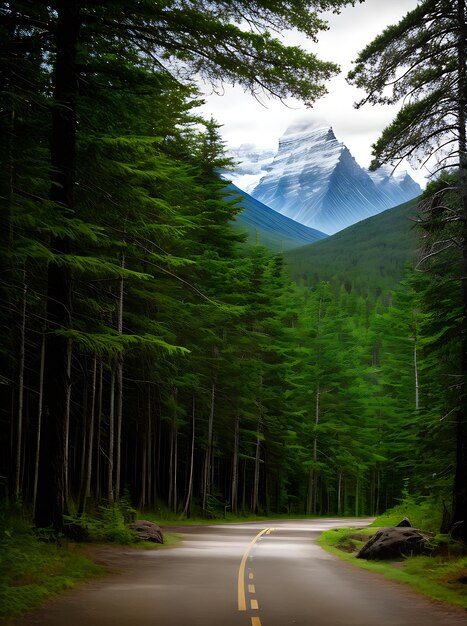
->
[[0, 0, 466, 544], [285, 199, 420, 295]]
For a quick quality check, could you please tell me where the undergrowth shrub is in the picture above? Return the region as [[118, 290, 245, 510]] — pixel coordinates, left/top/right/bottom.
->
[[0, 504, 102, 620], [64, 496, 138, 543], [373, 491, 445, 534]]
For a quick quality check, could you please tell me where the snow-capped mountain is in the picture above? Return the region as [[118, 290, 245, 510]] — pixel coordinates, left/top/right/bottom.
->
[[230, 121, 421, 235], [227, 144, 275, 193]]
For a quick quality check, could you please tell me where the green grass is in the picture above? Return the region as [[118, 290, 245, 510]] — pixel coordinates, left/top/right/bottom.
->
[[0, 519, 104, 622], [319, 526, 467, 609], [0, 506, 181, 624]]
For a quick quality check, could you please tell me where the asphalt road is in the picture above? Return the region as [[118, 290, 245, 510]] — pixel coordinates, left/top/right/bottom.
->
[[14, 519, 467, 626]]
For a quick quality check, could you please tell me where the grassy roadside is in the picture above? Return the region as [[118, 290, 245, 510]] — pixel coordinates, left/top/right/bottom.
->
[[0, 511, 181, 624], [318, 526, 467, 610]]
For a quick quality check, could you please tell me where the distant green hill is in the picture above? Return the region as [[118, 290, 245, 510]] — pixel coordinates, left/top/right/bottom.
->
[[284, 198, 421, 295], [227, 183, 328, 251]]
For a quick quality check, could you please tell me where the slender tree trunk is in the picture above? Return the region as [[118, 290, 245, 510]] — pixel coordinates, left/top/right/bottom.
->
[[337, 472, 342, 515], [203, 381, 215, 513], [307, 384, 320, 515], [33, 332, 46, 516], [63, 339, 72, 509], [115, 252, 124, 501], [115, 361, 123, 501], [183, 395, 196, 518], [78, 367, 89, 506], [140, 409, 147, 510], [147, 391, 152, 506], [252, 423, 261, 514], [452, 0, 467, 540], [80, 356, 97, 515], [95, 360, 103, 501], [34, 1, 80, 531], [173, 423, 178, 514], [355, 477, 359, 517], [14, 273, 27, 500], [108, 366, 115, 503], [242, 459, 246, 514], [231, 412, 239, 514], [168, 390, 177, 511], [306, 469, 314, 515]]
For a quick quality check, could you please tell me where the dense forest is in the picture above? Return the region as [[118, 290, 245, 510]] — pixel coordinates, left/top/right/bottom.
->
[[1, 0, 466, 543]]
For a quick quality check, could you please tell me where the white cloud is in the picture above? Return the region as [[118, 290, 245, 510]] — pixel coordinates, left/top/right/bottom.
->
[[199, 0, 429, 187]]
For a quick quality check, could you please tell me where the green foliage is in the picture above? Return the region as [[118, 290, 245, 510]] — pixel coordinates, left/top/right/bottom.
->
[[285, 198, 420, 296], [373, 492, 445, 534], [348, 0, 463, 171], [64, 502, 138, 544], [319, 527, 467, 609], [0, 508, 103, 620]]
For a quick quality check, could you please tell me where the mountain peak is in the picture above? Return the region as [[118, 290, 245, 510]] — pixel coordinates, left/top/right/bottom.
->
[[282, 117, 332, 136], [246, 120, 421, 235]]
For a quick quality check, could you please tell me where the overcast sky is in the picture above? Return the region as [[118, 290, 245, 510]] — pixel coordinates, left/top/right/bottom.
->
[[199, 0, 426, 186]]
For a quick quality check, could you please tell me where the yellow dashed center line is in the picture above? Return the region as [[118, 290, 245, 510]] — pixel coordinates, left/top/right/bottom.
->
[[251, 618, 262, 626], [237, 528, 270, 611], [250, 599, 259, 610], [248, 584, 256, 593]]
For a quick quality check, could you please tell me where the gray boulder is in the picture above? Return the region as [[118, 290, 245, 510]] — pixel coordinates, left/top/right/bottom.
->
[[357, 527, 428, 560], [128, 520, 164, 544]]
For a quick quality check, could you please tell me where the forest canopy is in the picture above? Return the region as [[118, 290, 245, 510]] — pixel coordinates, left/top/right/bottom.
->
[[0, 0, 465, 545]]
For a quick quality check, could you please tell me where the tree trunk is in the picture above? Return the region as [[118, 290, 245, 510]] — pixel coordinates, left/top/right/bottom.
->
[[115, 252, 124, 501], [63, 338, 72, 509], [80, 355, 97, 515], [147, 390, 152, 507], [252, 424, 261, 514], [14, 273, 27, 500], [355, 477, 359, 517], [307, 384, 320, 515], [337, 472, 342, 515], [183, 395, 196, 518], [108, 366, 115, 503], [78, 367, 89, 506], [453, 0, 467, 541], [115, 360, 123, 501], [231, 412, 239, 514], [140, 409, 147, 510], [95, 360, 103, 501], [34, 1, 80, 531], [203, 381, 215, 513], [168, 389, 178, 512], [33, 331, 46, 516]]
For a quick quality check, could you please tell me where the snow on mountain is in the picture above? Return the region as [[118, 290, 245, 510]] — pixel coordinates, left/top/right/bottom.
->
[[230, 121, 422, 235], [226, 144, 275, 193]]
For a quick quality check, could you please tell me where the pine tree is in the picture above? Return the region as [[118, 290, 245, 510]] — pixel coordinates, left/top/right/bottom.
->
[[348, 0, 467, 539]]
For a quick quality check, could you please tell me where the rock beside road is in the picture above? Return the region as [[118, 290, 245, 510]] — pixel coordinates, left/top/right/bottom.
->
[[128, 520, 164, 544], [357, 526, 429, 560], [396, 517, 412, 527]]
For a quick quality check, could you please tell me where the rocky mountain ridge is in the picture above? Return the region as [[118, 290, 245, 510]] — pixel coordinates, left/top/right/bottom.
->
[[228, 121, 421, 235]]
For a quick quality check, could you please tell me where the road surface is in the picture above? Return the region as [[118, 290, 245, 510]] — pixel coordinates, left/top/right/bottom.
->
[[14, 519, 467, 626]]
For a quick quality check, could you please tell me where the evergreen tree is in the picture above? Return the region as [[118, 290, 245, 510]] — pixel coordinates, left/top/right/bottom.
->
[[0, 0, 358, 530], [348, 0, 467, 539]]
